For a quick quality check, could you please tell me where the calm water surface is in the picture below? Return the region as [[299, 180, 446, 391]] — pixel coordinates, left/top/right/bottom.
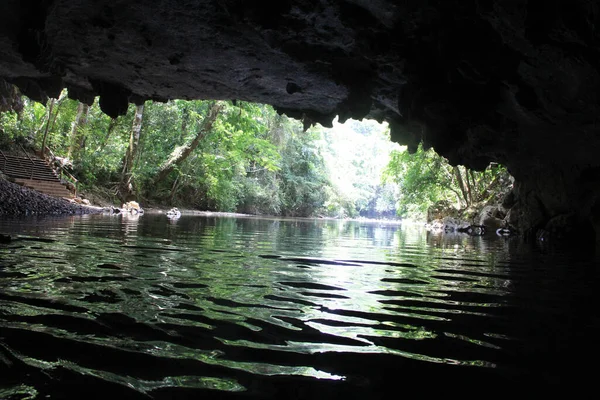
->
[[0, 214, 597, 398]]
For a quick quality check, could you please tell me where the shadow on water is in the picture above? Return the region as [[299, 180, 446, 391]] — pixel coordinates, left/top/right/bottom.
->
[[0, 215, 598, 398]]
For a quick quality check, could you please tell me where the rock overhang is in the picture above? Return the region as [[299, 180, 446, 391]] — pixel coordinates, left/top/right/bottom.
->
[[1, 0, 600, 243]]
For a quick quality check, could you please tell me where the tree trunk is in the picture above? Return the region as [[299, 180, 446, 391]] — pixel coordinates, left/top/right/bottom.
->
[[169, 175, 180, 203], [40, 99, 55, 157], [465, 167, 474, 205], [120, 103, 145, 200], [469, 169, 479, 201], [453, 166, 469, 206], [152, 101, 224, 185], [180, 105, 190, 142], [99, 118, 118, 151], [40, 91, 68, 157], [67, 102, 90, 158]]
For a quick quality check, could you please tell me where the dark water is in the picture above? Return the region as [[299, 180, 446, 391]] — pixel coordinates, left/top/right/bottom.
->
[[0, 214, 598, 399]]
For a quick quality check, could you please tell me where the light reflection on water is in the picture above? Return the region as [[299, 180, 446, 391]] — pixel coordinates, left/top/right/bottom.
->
[[0, 214, 597, 398]]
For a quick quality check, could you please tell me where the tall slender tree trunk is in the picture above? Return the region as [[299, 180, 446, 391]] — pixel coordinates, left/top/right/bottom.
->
[[40, 90, 67, 157], [152, 101, 224, 186], [465, 167, 473, 205], [453, 166, 469, 206], [98, 118, 118, 151], [179, 105, 190, 142], [40, 98, 55, 157], [67, 102, 90, 158], [469, 169, 479, 200], [120, 103, 145, 201], [169, 175, 180, 203]]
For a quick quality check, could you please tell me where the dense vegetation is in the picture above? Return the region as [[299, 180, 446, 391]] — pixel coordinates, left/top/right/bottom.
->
[[383, 144, 512, 218], [0, 90, 511, 220]]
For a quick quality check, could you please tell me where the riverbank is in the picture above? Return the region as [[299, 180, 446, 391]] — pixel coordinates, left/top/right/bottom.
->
[[1, 177, 405, 225], [0, 178, 102, 216]]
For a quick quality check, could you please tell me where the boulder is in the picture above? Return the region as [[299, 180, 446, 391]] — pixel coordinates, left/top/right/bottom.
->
[[427, 200, 459, 223], [122, 201, 144, 214], [441, 216, 471, 233], [477, 206, 505, 231]]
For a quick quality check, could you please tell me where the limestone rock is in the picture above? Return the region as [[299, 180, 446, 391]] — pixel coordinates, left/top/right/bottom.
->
[[477, 206, 505, 231], [122, 201, 144, 214], [427, 200, 459, 223]]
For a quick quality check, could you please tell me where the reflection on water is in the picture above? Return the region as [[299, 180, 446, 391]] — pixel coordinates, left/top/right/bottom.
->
[[0, 214, 598, 398]]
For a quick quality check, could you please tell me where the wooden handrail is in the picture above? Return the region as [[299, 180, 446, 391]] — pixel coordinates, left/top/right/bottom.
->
[[63, 172, 78, 196], [11, 151, 26, 172], [0, 149, 6, 171], [43, 146, 79, 196], [21, 145, 34, 164]]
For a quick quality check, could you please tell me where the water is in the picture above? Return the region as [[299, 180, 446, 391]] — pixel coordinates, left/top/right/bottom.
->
[[0, 214, 597, 398]]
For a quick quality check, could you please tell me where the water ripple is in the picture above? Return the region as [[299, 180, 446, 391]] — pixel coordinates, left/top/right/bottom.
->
[[0, 215, 597, 398]]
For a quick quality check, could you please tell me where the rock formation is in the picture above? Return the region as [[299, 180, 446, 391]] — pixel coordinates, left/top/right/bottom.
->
[[1, 1, 599, 244]]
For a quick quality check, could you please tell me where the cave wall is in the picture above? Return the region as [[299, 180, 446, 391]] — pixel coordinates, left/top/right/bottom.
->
[[1, 0, 599, 243]]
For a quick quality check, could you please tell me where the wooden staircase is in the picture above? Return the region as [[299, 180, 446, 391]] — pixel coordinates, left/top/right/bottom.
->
[[0, 151, 74, 199]]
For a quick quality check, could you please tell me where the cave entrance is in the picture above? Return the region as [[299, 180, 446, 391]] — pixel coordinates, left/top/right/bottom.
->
[[0, 88, 512, 224]]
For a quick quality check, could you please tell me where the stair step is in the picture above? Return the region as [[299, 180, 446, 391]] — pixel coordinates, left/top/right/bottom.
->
[[36, 191, 74, 198], [4, 168, 58, 175], [2, 162, 48, 169], [14, 176, 60, 184], [1, 152, 75, 199], [8, 175, 60, 182], [29, 189, 73, 196], [15, 179, 69, 187], [2, 163, 57, 170], [23, 187, 71, 195], [0, 163, 56, 171], [21, 183, 70, 191], [22, 186, 73, 197], [2, 156, 61, 182]]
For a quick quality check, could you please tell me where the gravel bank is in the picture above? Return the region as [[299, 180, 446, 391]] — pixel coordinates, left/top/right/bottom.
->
[[0, 178, 102, 215]]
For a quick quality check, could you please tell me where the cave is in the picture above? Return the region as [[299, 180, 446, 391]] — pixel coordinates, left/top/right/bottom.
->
[[1, 0, 599, 245]]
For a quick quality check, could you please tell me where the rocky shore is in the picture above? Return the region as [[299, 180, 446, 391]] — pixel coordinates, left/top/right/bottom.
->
[[0, 178, 102, 216], [424, 197, 515, 238]]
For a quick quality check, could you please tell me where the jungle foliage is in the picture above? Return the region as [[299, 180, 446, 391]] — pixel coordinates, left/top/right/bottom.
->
[[383, 143, 512, 219], [0, 89, 511, 219]]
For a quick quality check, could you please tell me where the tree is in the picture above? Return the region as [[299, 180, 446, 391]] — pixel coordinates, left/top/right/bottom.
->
[[120, 103, 145, 200], [3, 89, 512, 220], [67, 101, 90, 159], [315, 118, 399, 218], [38, 90, 69, 156], [278, 130, 330, 216], [152, 101, 224, 186], [383, 142, 511, 219]]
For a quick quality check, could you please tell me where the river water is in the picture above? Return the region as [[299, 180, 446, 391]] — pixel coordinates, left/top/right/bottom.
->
[[0, 213, 597, 398]]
